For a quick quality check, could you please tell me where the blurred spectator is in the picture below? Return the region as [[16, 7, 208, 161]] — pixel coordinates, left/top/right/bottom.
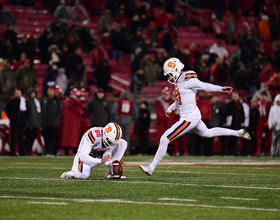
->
[[99, 10, 113, 34], [239, 27, 257, 68], [174, 9, 188, 28], [233, 63, 251, 90], [54, 0, 73, 21], [143, 52, 160, 87], [154, 7, 168, 30], [94, 59, 111, 92], [223, 10, 235, 45], [240, 94, 250, 156], [71, 0, 89, 22], [43, 69, 58, 96], [209, 41, 229, 59], [270, 12, 280, 47], [55, 68, 67, 95], [138, 35, 153, 58], [0, 7, 15, 25], [188, 43, 201, 68], [248, 99, 259, 155], [254, 91, 272, 156], [201, 46, 216, 66], [111, 91, 137, 155], [221, 92, 245, 156], [59, 88, 83, 156], [5, 88, 26, 156], [48, 44, 61, 71], [114, 7, 130, 30], [193, 90, 212, 156], [90, 43, 109, 67], [228, 0, 239, 15], [0, 33, 4, 58], [37, 28, 55, 64], [134, 100, 150, 155], [25, 87, 41, 156], [13, 53, 27, 73], [251, 47, 269, 93], [55, 32, 68, 50], [128, 27, 144, 59], [157, 25, 173, 55], [130, 14, 143, 34], [154, 87, 173, 146], [268, 94, 280, 157], [211, 0, 225, 21], [45, 0, 59, 14], [17, 35, 35, 63], [110, 23, 125, 60], [84, 0, 103, 15], [80, 21, 96, 53], [265, 73, 280, 99], [0, 60, 15, 112], [207, 94, 221, 155], [59, 43, 71, 73], [67, 47, 85, 84], [4, 23, 17, 50], [86, 88, 110, 127], [2, 39, 15, 62], [41, 86, 62, 156], [15, 59, 36, 95], [258, 14, 271, 41], [210, 57, 230, 84], [49, 16, 68, 39], [129, 66, 148, 102], [193, 57, 210, 82]]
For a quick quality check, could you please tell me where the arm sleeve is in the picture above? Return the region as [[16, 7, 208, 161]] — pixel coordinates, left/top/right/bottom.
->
[[185, 78, 224, 92], [79, 134, 102, 165], [167, 101, 178, 112]]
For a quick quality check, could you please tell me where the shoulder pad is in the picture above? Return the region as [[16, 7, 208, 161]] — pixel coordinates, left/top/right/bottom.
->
[[184, 71, 197, 81]]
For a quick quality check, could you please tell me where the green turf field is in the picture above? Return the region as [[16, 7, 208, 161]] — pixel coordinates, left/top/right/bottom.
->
[[0, 156, 280, 220]]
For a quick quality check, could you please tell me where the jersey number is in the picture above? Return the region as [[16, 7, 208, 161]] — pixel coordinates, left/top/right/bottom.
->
[[121, 102, 131, 113], [175, 85, 182, 105]]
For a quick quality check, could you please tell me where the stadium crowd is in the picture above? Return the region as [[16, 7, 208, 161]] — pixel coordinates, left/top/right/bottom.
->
[[0, 0, 279, 157]]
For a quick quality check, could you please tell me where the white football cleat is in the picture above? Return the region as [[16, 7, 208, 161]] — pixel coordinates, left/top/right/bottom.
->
[[105, 172, 126, 179], [60, 171, 72, 179], [237, 129, 251, 140], [139, 165, 153, 176]]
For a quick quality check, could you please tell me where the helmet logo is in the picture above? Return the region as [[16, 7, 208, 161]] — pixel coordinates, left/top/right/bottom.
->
[[105, 126, 112, 133], [167, 61, 175, 68]]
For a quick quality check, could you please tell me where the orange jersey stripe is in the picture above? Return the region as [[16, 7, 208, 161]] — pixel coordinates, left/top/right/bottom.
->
[[168, 121, 190, 141], [78, 159, 83, 173], [88, 130, 95, 143], [114, 123, 120, 140], [185, 74, 197, 79]]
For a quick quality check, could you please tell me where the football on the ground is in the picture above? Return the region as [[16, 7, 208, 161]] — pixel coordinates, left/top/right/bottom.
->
[[111, 160, 123, 179]]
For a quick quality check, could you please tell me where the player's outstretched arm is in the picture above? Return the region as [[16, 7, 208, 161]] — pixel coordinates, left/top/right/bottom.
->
[[222, 86, 233, 95], [101, 155, 112, 164]]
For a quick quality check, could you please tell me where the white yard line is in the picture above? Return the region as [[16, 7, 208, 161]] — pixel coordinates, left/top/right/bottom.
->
[[0, 195, 278, 212], [27, 201, 68, 205], [220, 197, 259, 201], [124, 162, 280, 166], [158, 198, 197, 202], [1, 176, 280, 190]]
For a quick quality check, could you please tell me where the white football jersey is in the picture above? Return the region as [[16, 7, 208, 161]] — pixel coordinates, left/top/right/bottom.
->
[[167, 70, 223, 121], [77, 127, 111, 157]]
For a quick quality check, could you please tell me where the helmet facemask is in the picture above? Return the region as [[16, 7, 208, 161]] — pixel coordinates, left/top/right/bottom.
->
[[102, 123, 122, 149]]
